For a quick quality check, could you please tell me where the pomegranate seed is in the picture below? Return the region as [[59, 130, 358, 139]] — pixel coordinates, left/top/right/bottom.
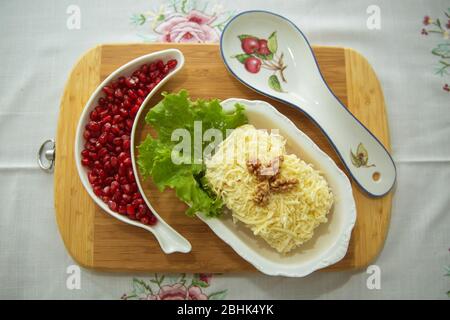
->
[[111, 125, 121, 135], [140, 216, 149, 224], [147, 83, 156, 92], [167, 59, 177, 69], [156, 60, 164, 70], [113, 114, 123, 124], [102, 86, 114, 96], [118, 163, 127, 176], [83, 130, 91, 140], [119, 108, 128, 117], [110, 156, 118, 168], [98, 148, 107, 158], [123, 139, 131, 150], [103, 186, 111, 196], [147, 214, 157, 225], [88, 172, 97, 184], [127, 169, 134, 181], [108, 200, 117, 211], [98, 169, 106, 180], [112, 191, 121, 202], [124, 77, 134, 88], [104, 161, 112, 172], [93, 186, 102, 197], [122, 194, 132, 203], [90, 110, 99, 121], [127, 89, 137, 100], [118, 152, 127, 162], [136, 89, 145, 97], [101, 115, 113, 125], [140, 64, 148, 73], [114, 88, 123, 98], [123, 99, 131, 109], [130, 105, 139, 118], [107, 133, 115, 143], [138, 74, 147, 83], [81, 158, 90, 167], [122, 184, 132, 195], [113, 137, 122, 146], [88, 121, 101, 132], [126, 204, 135, 216], [102, 122, 112, 133], [89, 152, 98, 161], [125, 119, 133, 130], [118, 205, 127, 215], [123, 157, 132, 167], [98, 132, 107, 145]]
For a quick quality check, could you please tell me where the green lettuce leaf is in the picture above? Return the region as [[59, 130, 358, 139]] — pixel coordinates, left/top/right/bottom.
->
[[137, 90, 248, 217]]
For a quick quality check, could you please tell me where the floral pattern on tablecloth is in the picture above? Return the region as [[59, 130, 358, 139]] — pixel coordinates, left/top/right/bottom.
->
[[130, 0, 235, 43], [420, 8, 450, 93], [121, 273, 226, 300]]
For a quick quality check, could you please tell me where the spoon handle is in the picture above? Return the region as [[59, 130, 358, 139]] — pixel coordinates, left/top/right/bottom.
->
[[145, 221, 192, 254], [292, 91, 396, 197]]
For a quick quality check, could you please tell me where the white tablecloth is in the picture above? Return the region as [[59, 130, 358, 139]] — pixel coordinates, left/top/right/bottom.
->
[[1, 0, 449, 299]]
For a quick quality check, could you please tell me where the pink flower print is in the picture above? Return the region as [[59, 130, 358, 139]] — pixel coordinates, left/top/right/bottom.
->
[[155, 10, 219, 43], [148, 283, 208, 300]]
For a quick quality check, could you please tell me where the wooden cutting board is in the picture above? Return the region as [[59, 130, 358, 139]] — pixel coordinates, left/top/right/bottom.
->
[[55, 43, 392, 272]]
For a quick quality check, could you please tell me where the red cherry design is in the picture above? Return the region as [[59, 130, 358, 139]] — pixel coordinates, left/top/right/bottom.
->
[[244, 57, 262, 73], [257, 39, 271, 55], [241, 37, 260, 54]]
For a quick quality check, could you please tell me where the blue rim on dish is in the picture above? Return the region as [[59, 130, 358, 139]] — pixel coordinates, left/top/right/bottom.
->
[[219, 10, 396, 198]]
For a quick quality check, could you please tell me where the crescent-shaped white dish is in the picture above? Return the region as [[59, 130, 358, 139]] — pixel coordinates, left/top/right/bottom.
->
[[75, 49, 192, 254], [197, 98, 357, 277]]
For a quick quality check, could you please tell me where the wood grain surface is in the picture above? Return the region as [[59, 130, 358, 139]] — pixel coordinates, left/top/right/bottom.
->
[[55, 43, 392, 272]]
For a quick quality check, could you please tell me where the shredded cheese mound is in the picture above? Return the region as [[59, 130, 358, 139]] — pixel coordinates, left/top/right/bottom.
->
[[205, 124, 334, 254]]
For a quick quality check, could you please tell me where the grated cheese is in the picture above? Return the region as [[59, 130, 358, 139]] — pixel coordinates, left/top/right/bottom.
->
[[205, 125, 334, 254]]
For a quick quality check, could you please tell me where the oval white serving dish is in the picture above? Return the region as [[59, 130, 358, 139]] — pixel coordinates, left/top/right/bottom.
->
[[197, 98, 357, 277], [74, 49, 192, 254]]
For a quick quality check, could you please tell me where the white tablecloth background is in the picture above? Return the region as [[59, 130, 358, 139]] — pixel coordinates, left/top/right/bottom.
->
[[1, 0, 449, 299]]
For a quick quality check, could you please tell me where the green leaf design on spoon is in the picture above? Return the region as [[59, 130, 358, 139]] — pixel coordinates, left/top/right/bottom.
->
[[268, 31, 278, 54], [268, 74, 283, 92]]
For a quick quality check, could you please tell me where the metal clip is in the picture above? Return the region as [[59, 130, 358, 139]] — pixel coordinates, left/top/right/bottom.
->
[[38, 139, 55, 173]]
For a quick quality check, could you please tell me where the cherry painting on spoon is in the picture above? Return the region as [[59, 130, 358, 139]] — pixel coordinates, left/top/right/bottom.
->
[[233, 31, 288, 93]]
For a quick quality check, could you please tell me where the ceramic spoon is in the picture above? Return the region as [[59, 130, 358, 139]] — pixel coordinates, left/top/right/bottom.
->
[[220, 11, 396, 197]]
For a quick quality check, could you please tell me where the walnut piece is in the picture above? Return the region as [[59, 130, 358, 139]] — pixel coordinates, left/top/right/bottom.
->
[[253, 181, 270, 206], [248, 156, 295, 206], [246, 160, 262, 175], [270, 177, 298, 193], [246, 156, 284, 181]]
